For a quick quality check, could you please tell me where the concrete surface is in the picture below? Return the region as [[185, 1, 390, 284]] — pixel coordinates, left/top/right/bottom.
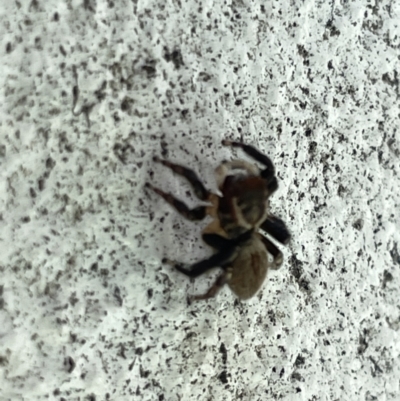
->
[[1, 0, 400, 400]]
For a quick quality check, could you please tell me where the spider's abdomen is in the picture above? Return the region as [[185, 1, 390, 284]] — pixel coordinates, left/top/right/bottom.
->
[[227, 234, 269, 300]]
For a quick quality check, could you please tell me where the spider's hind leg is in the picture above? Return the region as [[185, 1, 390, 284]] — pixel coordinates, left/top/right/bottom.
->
[[164, 245, 235, 278], [145, 183, 206, 221], [192, 271, 232, 301], [202, 233, 232, 250], [259, 235, 283, 270], [166, 230, 253, 276], [153, 157, 210, 201], [260, 215, 291, 245], [165, 247, 233, 301]]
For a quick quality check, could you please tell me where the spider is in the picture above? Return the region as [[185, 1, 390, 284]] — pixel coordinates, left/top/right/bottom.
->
[[146, 140, 290, 301]]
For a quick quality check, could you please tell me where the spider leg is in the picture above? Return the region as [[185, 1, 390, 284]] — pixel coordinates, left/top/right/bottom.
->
[[260, 215, 291, 245], [153, 157, 210, 201], [166, 229, 253, 276], [259, 234, 283, 270], [164, 247, 235, 278], [191, 270, 232, 301], [202, 229, 254, 250], [222, 140, 275, 174], [145, 183, 206, 221], [201, 233, 232, 250], [222, 140, 277, 192]]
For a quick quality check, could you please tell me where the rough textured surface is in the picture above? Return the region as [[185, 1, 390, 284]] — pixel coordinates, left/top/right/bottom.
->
[[1, 1, 400, 400]]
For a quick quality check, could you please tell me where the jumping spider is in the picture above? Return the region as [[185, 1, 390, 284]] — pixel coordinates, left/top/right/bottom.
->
[[146, 140, 290, 301]]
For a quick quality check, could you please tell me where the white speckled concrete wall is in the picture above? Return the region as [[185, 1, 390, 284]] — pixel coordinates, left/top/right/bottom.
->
[[1, 0, 399, 400]]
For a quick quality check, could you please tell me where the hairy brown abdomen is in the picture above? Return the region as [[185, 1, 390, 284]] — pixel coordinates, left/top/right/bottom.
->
[[228, 235, 269, 300]]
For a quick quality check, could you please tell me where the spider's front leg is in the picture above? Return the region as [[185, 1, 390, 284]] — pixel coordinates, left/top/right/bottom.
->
[[222, 140, 277, 192], [145, 183, 206, 221], [153, 157, 210, 201]]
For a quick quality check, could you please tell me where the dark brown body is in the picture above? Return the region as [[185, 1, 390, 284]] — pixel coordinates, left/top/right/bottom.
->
[[146, 140, 290, 301]]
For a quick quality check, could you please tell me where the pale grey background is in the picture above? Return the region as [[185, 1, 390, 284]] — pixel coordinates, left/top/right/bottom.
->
[[1, 1, 400, 400]]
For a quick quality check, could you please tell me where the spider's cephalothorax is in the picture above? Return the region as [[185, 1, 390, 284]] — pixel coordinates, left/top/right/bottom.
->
[[146, 140, 290, 301]]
